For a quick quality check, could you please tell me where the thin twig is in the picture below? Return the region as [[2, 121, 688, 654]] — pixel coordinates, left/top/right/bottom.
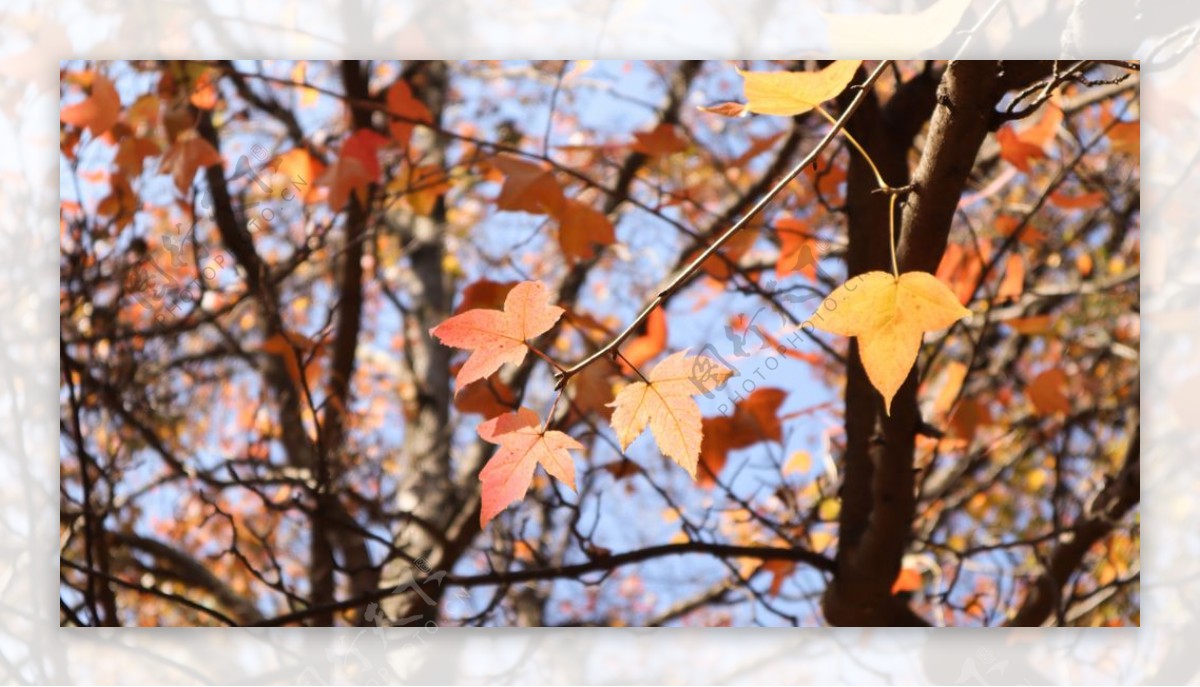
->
[[554, 60, 895, 388]]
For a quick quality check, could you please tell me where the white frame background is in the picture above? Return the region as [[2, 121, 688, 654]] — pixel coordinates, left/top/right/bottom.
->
[[3, 0, 1189, 683]]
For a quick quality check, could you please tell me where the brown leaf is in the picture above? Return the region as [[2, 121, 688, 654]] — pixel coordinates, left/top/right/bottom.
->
[[1028, 368, 1070, 415], [386, 78, 433, 152], [491, 154, 564, 216], [161, 131, 223, 194], [556, 198, 615, 262], [631, 123, 687, 157]]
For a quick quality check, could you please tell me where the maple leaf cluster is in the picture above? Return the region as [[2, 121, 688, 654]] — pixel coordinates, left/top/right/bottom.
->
[[430, 60, 977, 526], [431, 281, 733, 525]]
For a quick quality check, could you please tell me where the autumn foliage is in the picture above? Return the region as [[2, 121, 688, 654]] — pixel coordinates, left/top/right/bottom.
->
[[60, 59, 1140, 628]]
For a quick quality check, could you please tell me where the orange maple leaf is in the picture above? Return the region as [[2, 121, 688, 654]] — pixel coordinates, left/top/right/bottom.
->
[[1049, 189, 1106, 210], [453, 279, 518, 314], [948, 397, 993, 441], [1107, 120, 1140, 157], [272, 148, 326, 203], [890, 567, 922, 594], [341, 128, 389, 182], [385, 79, 433, 152], [608, 351, 734, 478], [430, 280, 563, 392], [478, 407, 580, 526], [189, 69, 220, 110], [392, 163, 451, 216], [562, 358, 619, 427], [318, 128, 388, 210], [490, 154, 565, 216], [774, 215, 819, 280], [454, 377, 519, 418], [318, 156, 370, 211], [61, 72, 120, 137], [996, 254, 1026, 302], [96, 173, 138, 229], [763, 559, 796, 597], [161, 130, 223, 194], [126, 93, 161, 134], [617, 305, 667, 374], [997, 103, 1062, 173], [556, 198, 615, 262], [114, 136, 162, 177], [698, 388, 787, 487], [631, 123, 688, 157], [1027, 368, 1070, 415]]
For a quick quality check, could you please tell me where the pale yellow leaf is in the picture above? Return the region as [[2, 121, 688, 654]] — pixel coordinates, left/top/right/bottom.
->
[[608, 351, 733, 477], [738, 60, 862, 117], [808, 271, 971, 414]]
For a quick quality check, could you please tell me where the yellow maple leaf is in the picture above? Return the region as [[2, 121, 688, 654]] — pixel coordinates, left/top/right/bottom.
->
[[809, 271, 971, 414], [737, 60, 862, 117], [608, 351, 733, 478]]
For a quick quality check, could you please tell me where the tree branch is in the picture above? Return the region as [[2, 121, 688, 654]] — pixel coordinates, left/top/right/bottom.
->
[[1008, 426, 1139, 626], [112, 532, 265, 624], [255, 540, 833, 627], [556, 60, 896, 384]]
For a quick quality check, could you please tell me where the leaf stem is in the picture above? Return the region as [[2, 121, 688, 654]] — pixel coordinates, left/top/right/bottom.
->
[[554, 60, 896, 386], [543, 387, 564, 433], [815, 104, 901, 278], [815, 105, 887, 190], [528, 345, 565, 373], [888, 192, 899, 277], [615, 350, 650, 384]]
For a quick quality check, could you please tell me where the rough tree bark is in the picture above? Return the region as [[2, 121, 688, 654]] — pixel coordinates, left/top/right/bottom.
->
[[822, 60, 1067, 626]]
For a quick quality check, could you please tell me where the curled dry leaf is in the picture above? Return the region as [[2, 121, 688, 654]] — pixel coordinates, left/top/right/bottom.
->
[[809, 271, 971, 414], [698, 101, 749, 118]]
